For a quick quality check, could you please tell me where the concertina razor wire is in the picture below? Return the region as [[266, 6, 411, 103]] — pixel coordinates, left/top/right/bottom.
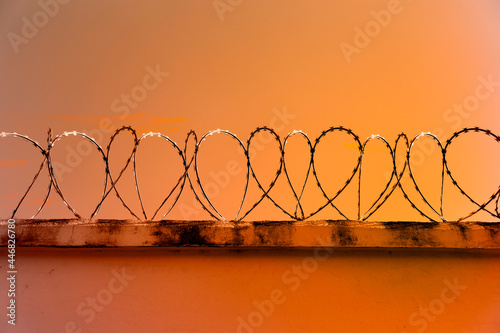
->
[[1, 126, 499, 222]]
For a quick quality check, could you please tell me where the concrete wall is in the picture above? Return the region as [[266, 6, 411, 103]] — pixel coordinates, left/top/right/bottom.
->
[[2, 247, 500, 333]]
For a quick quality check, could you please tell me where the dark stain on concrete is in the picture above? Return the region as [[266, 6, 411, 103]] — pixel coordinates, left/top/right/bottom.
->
[[253, 222, 294, 246], [478, 223, 499, 240], [451, 222, 468, 241], [332, 221, 358, 246], [383, 222, 439, 247], [152, 223, 215, 247], [152, 225, 175, 247], [178, 225, 209, 246], [231, 225, 247, 246], [0, 235, 7, 246], [96, 220, 126, 234], [252, 220, 295, 227], [381, 221, 440, 230], [18, 229, 36, 246], [83, 242, 108, 248]]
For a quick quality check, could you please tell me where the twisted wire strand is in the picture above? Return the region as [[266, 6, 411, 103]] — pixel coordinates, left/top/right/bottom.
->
[[443, 127, 500, 221], [392, 134, 438, 222], [282, 130, 314, 220], [1, 126, 499, 222], [358, 134, 395, 221], [183, 130, 224, 221], [193, 129, 250, 221], [359, 134, 407, 221], [100, 126, 140, 220], [1, 131, 49, 219], [407, 132, 447, 221], [48, 130, 109, 219], [133, 131, 186, 220], [238, 127, 286, 221], [308, 126, 362, 220]]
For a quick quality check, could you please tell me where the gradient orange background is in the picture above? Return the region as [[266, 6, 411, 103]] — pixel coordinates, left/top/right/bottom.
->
[[1, 0, 500, 332]]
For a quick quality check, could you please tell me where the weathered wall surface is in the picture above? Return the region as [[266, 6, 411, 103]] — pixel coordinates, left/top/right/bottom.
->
[[2, 248, 499, 333]]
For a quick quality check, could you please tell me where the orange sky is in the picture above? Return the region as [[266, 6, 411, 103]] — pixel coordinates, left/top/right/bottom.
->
[[1, 3, 500, 333], [1, 0, 500, 221]]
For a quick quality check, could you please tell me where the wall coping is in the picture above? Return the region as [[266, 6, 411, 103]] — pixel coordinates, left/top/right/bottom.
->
[[1, 219, 499, 249]]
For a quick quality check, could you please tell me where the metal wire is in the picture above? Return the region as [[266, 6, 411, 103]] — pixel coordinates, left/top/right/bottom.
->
[[1, 126, 499, 221]]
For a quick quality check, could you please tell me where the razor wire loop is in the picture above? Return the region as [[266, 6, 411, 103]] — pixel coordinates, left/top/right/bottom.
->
[[308, 126, 361, 220], [47, 130, 109, 219], [132, 131, 187, 220], [238, 126, 286, 221], [1, 126, 499, 221], [192, 129, 250, 221], [407, 132, 447, 222], [361, 133, 407, 221], [443, 127, 500, 221], [1, 131, 49, 219], [100, 126, 140, 220], [358, 134, 394, 221]]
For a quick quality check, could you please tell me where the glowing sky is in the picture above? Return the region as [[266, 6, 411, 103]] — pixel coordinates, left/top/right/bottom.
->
[[1, 0, 499, 220]]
